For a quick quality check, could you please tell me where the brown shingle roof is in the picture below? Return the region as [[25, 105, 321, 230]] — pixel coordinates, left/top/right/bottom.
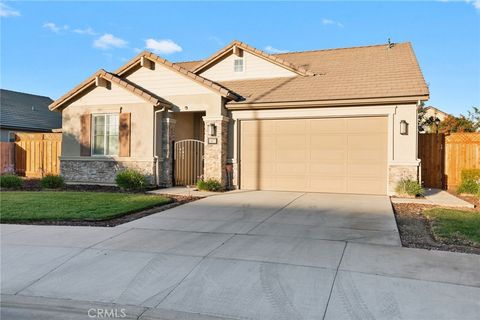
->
[[49, 70, 172, 110], [177, 42, 429, 107]]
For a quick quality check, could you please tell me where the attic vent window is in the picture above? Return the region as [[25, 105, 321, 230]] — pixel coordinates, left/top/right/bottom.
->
[[234, 58, 244, 72]]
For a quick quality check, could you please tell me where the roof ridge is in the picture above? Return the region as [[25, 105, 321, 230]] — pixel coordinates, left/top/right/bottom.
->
[[0, 88, 53, 100], [271, 42, 411, 56], [171, 42, 412, 66]]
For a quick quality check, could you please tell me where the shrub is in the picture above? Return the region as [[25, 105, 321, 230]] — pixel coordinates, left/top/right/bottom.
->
[[115, 169, 147, 191], [461, 169, 480, 182], [40, 174, 64, 189], [395, 178, 424, 197], [196, 178, 223, 192], [457, 169, 480, 195], [0, 174, 23, 189]]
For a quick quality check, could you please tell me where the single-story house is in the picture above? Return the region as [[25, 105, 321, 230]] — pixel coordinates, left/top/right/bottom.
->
[[0, 89, 61, 141], [50, 40, 429, 195]]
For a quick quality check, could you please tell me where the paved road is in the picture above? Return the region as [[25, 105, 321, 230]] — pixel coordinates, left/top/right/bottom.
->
[[1, 191, 479, 319]]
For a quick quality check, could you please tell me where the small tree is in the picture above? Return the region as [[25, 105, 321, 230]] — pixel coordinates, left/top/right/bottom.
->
[[467, 106, 480, 131], [438, 115, 476, 134], [418, 104, 440, 133]]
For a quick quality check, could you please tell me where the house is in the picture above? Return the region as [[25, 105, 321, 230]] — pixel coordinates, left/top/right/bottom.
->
[[420, 106, 450, 133], [49, 40, 429, 195], [0, 89, 61, 141]]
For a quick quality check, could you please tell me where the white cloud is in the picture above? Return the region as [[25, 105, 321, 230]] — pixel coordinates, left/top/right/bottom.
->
[[93, 33, 127, 49], [0, 3, 20, 17], [145, 39, 182, 55], [133, 48, 142, 53], [73, 27, 97, 35], [43, 22, 69, 33], [264, 45, 289, 54], [322, 18, 344, 28], [472, 0, 480, 9]]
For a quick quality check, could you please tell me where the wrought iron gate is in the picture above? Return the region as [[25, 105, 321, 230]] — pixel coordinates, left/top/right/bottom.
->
[[174, 139, 204, 186]]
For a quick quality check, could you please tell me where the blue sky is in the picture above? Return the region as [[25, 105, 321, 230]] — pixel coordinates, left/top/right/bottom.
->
[[1, 1, 479, 115]]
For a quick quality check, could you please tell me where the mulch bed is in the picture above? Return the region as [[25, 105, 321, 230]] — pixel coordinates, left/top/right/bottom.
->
[[1, 194, 200, 227], [392, 202, 480, 255]]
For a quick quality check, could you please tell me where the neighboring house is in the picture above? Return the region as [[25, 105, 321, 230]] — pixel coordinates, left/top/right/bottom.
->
[[50, 40, 429, 195], [420, 106, 450, 133], [0, 89, 61, 141]]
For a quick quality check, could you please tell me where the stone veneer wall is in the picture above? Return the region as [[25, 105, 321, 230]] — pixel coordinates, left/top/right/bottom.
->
[[203, 117, 229, 186], [388, 165, 419, 194], [61, 159, 156, 185], [159, 117, 176, 187]]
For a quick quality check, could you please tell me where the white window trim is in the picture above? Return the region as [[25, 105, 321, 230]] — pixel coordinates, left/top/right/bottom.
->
[[91, 113, 119, 157], [233, 57, 245, 73]]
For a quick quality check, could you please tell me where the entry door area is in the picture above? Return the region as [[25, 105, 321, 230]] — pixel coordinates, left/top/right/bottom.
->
[[240, 117, 388, 195]]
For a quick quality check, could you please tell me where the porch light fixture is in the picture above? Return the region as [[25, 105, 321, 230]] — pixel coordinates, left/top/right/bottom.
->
[[209, 123, 217, 136], [400, 120, 409, 135]]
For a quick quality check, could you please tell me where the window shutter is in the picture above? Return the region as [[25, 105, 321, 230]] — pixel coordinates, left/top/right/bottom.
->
[[119, 113, 131, 157], [80, 114, 91, 156]]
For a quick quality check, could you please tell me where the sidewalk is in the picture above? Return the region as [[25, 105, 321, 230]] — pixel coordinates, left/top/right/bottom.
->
[[391, 188, 474, 208]]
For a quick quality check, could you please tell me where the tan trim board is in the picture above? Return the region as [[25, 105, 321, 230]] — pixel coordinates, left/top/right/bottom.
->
[[192, 40, 316, 76], [226, 95, 429, 110], [49, 70, 172, 111], [114, 51, 242, 101]]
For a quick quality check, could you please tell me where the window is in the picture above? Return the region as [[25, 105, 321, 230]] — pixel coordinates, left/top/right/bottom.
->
[[8, 131, 16, 142], [92, 114, 119, 156], [234, 58, 244, 72]]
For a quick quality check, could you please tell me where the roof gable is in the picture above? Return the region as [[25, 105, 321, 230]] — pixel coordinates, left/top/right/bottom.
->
[[114, 51, 241, 100], [49, 70, 172, 111], [191, 40, 316, 77]]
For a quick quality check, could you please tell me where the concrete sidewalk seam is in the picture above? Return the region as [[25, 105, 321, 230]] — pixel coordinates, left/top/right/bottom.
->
[[14, 227, 133, 295], [244, 192, 307, 234], [151, 233, 237, 309], [322, 241, 347, 320]]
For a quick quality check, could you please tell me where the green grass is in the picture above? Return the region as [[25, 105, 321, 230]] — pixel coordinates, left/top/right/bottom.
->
[[0, 192, 171, 222], [424, 208, 480, 245]]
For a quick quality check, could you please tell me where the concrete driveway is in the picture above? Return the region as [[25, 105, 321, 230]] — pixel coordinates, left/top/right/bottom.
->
[[1, 191, 479, 320]]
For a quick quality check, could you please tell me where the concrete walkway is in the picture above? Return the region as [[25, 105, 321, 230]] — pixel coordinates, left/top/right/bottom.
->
[[1, 191, 479, 319], [391, 188, 475, 208]]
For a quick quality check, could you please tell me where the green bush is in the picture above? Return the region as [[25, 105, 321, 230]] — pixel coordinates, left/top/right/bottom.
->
[[0, 174, 23, 189], [458, 169, 480, 195], [115, 169, 147, 191], [395, 178, 424, 197], [40, 174, 64, 189], [461, 169, 480, 182], [196, 178, 223, 192]]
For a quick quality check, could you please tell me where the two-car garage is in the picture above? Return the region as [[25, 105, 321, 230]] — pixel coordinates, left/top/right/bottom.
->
[[239, 116, 388, 195]]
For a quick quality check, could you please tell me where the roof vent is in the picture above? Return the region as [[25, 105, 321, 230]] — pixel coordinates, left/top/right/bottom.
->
[[387, 38, 395, 49], [31, 106, 35, 111]]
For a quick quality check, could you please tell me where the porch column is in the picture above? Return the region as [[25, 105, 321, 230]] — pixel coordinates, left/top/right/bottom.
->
[[160, 114, 176, 187], [203, 116, 229, 186]]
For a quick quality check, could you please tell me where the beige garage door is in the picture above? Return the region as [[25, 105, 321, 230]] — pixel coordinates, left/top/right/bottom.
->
[[240, 117, 388, 195]]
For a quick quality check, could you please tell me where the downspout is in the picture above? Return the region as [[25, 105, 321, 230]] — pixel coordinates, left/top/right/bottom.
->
[[153, 105, 167, 186]]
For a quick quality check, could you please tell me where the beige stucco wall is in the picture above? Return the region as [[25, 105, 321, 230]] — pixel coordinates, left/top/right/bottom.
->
[[230, 103, 420, 195], [61, 102, 155, 159], [200, 51, 296, 81]]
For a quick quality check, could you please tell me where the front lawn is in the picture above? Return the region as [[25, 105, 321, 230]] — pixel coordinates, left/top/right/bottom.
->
[[0, 192, 171, 222], [424, 208, 480, 246]]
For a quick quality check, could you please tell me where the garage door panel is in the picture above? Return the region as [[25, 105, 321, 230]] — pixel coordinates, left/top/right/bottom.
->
[[347, 118, 387, 133], [240, 117, 387, 195], [310, 118, 347, 133]]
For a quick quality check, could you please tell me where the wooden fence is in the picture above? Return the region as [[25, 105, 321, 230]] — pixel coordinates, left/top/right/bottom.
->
[[0, 142, 15, 174], [14, 133, 62, 177], [419, 133, 480, 190]]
